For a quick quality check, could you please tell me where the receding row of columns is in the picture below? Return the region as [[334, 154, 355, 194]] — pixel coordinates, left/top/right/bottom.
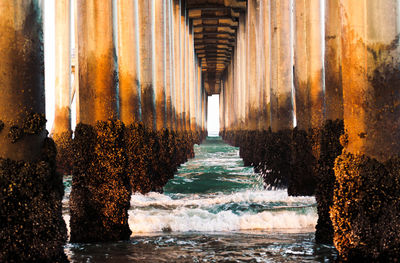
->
[[221, 0, 331, 133], [53, 0, 207, 136], [0, 0, 209, 260], [220, 0, 346, 136], [221, 0, 296, 133], [220, 0, 400, 260]]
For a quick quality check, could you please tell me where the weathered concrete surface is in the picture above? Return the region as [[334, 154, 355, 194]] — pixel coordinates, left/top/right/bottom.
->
[[184, 13, 191, 131], [0, 1, 46, 162], [155, 0, 167, 131], [270, 0, 293, 132], [261, 0, 271, 130], [324, 0, 343, 122], [53, 0, 73, 176], [117, 0, 141, 124], [138, 0, 156, 130], [293, 0, 324, 131], [189, 27, 197, 131], [77, 0, 117, 125], [332, 0, 400, 260], [290, 0, 324, 201], [246, 0, 259, 131], [73, 0, 80, 124], [0, 1, 67, 261], [312, 1, 345, 246], [293, 0, 310, 130], [53, 0, 72, 136], [165, 0, 174, 130], [72, 1, 128, 244]]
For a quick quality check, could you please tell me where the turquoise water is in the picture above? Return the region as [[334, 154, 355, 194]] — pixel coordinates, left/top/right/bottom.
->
[[63, 137, 337, 262]]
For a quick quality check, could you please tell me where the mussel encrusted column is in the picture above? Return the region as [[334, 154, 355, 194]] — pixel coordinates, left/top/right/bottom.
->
[[70, 0, 131, 242], [331, 0, 400, 260], [314, 0, 344, 245], [117, 0, 151, 195], [261, 0, 293, 189], [290, 0, 323, 197], [0, 1, 67, 261]]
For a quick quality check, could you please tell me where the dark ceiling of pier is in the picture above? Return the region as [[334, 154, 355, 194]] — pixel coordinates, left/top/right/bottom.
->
[[186, 0, 247, 94]]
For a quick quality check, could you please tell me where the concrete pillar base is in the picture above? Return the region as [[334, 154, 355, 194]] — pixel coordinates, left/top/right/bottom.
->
[[0, 137, 67, 262], [53, 131, 74, 176], [70, 121, 131, 243], [125, 123, 158, 194], [332, 150, 400, 261], [125, 124, 187, 194], [289, 128, 317, 196], [314, 119, 344, 244], [260, 130, 291, 189], [222, 130, 292, 190]]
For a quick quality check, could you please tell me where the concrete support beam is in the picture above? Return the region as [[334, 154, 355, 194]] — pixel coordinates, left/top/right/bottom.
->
[[294, 0, 324, 130], [117, 0, 141, 124], [165, 0, 174, 130], [262, 0, 271, 130], [270, 0, 293, 131], [173, 0, 183, 131], [238, 14, 247, 130], [228, 61, 236, 130], [184, 15, 190, 130], [73, 0, 80, 124], [219, 84, 225, 132], [331, 1, 400, 260], [0, 2, 67, 261], [202, 89, 207, 132], [0, 1, 46, 161], [155, 0, 167, 131], [324, 0, 343, 121], [53, 0, 71, 136], [181, 6, 187, 130], [247, 0, 260, 131], [189, 27, 197, 131], [293, 0, 309, 130], [77, 0, 117, 125], [138, 0, 156, 129], [340, 0, 400, 162]]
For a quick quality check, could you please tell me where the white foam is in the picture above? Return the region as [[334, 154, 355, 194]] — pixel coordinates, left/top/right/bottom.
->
[[128, 190, 317, 234], [63, 214, 70, 238], [128, 207, 317, 234], [130, 190, 316, 208]]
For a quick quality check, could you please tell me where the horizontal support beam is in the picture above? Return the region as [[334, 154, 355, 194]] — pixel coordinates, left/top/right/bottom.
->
[[186, 1, 246, 10], [188, 9, 240, 19], [194, 27, 236, 35], [196, 48, 232, 55], [195, 44, 232, 49], [195, 39, 235, 44], [193, 23, 238, 29], [193, 20, 239, 27], [194, 32, 235, 38], [197, 52, 232, 58]]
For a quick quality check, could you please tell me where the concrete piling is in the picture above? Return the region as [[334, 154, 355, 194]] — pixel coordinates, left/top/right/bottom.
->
[[0, 1, 67, 261]]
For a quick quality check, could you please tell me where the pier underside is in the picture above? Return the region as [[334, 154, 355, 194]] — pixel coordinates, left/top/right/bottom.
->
[[1, 0, 400, 262]]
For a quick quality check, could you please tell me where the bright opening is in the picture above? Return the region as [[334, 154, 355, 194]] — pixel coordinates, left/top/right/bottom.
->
[[207, 95, 220, 137]]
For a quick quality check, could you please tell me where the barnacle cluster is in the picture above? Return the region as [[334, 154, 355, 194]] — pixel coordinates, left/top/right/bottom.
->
[[0, 137, 67, 262], [332, 151, 400, 261], [69, 119, 204, 242]]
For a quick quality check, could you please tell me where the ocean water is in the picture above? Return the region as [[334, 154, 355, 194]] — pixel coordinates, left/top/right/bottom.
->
[[63, 137, 337, 262]]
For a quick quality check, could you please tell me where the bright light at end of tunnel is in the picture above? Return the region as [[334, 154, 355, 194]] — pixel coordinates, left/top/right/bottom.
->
[[207, 95, 220, 137]]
